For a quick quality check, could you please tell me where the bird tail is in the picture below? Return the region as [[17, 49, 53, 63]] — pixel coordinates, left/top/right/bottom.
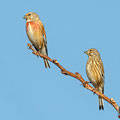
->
[[43, 58, 50, 68], [41, 46, 50, 68], [99, 97, 104, 110], [98, 87, 104, 110]]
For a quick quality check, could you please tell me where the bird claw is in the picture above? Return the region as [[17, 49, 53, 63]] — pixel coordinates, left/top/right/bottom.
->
[[81, 81, 91, 87], [32, 51, 39, 56], [93, 88, 98, 94]]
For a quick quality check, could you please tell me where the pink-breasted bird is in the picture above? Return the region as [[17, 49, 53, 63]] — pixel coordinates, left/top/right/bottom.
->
[[23, 12, 50, 68]]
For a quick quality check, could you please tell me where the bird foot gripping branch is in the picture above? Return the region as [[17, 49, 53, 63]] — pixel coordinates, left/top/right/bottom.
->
[[32, 51, 39, 56], [27, 43, 39, 56], [82, 81, 91, 87]]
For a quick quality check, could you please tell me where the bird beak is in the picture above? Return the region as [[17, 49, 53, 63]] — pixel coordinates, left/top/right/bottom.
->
[[23, 15, 27, 19], [84, 51, 88, 54]]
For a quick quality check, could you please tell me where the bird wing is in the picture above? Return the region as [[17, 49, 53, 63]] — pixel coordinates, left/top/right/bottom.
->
[[42, 25, 47, 44], [41, 24, 48, 55], [96, 58, 105, 83]]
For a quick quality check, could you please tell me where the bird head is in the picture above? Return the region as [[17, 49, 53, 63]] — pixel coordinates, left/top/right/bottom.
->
[[84, 48, 101, 58], [23, 12, 40, 22]]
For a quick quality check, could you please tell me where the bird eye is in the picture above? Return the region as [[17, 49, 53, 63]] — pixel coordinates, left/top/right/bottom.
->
[[90, 50, 92, 51], [28, 14, 31, 16]]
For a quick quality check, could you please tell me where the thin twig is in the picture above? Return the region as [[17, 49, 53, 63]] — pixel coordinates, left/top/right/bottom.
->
[[27, 43, 120, 117]]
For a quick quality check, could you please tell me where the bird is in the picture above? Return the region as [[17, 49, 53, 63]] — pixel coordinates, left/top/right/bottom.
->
[[23, 12, 50, 68], [84, 48, 104, 110]]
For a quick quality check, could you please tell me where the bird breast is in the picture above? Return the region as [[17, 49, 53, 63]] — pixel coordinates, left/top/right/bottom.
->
[[26, 22, 36, 44], [86, 59, 98, 88], [26, 22, 43, 49]]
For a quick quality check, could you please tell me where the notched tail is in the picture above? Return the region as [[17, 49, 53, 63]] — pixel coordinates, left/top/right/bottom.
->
[[99, 97, 104, 110], [43, 58, 50, 68]]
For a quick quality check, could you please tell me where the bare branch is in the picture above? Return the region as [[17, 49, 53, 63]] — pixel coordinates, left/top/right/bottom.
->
[[27, 43, 120, 117]]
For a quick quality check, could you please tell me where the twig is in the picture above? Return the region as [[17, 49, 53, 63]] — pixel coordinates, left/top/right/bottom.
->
[[27, 43, 120, 117]]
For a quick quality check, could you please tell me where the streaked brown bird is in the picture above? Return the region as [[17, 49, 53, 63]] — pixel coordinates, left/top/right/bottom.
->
[[23, 12, 50, 68], [84, 48, 104, 110]]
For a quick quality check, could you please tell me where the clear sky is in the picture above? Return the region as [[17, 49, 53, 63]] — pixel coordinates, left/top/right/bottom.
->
[[1, 0, 120, 119]]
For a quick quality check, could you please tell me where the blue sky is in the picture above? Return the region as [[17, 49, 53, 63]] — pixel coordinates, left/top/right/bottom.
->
[[1, 0, 120, 119]]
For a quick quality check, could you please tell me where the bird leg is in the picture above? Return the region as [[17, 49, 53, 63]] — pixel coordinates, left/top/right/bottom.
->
[[81, 81, 91, 87], [93, 87, 98, 94], [32, 51, 39, 56]]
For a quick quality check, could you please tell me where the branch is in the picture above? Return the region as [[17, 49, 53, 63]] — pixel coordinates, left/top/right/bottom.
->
[[27, 43, 120, 118]]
